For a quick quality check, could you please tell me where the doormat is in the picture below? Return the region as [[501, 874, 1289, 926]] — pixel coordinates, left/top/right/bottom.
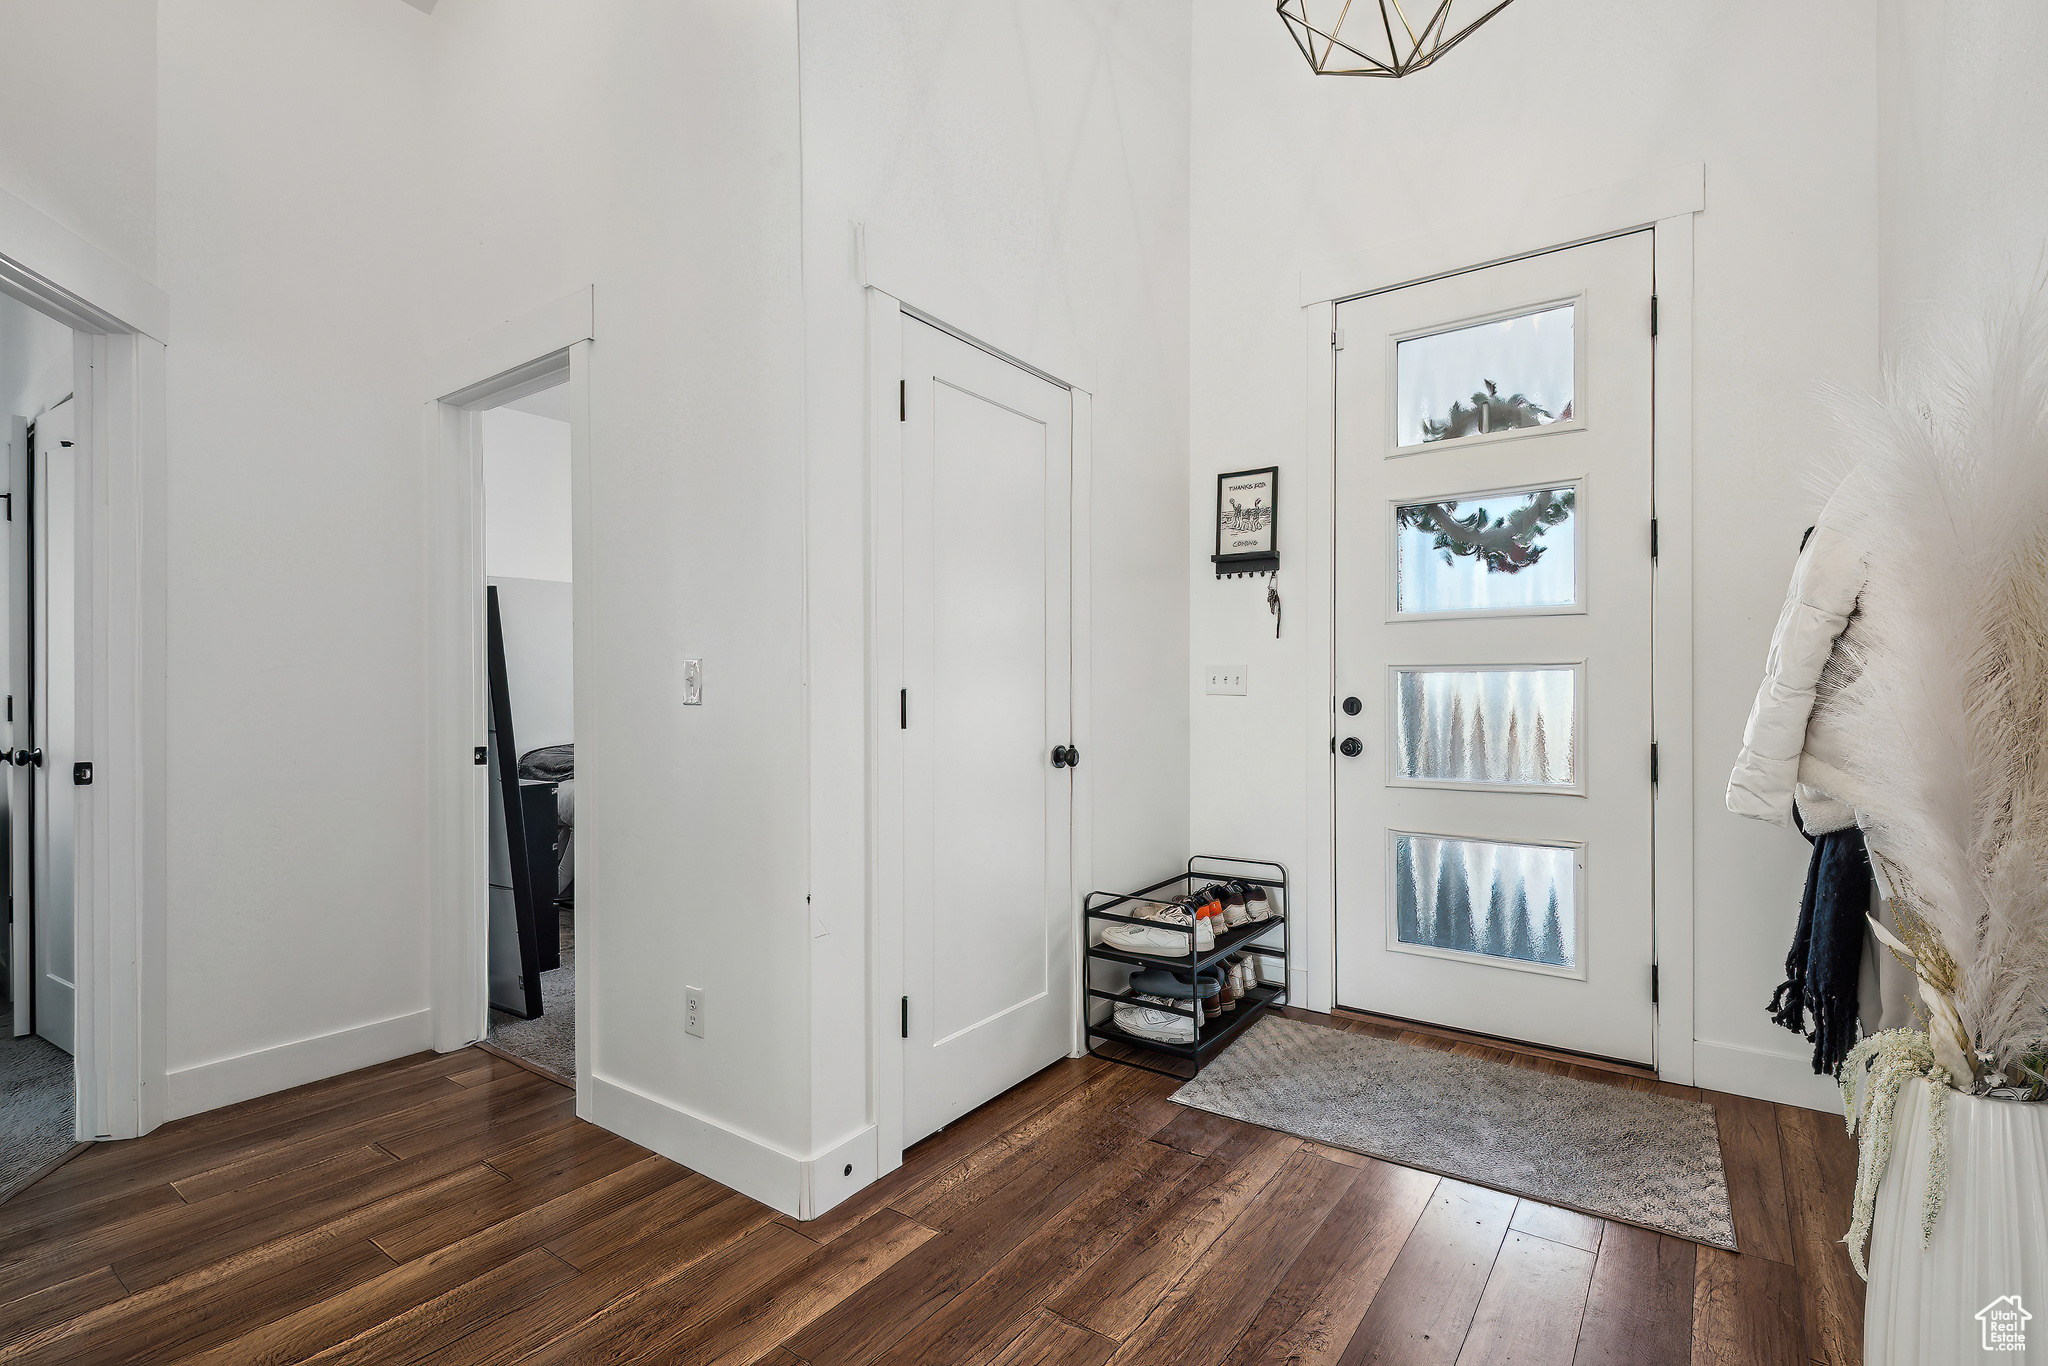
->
[[1171, 1014, 1736, 1250]]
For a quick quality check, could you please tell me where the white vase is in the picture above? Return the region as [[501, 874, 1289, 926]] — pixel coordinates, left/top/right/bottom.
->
[[1865, 1077, 2048, 1363]]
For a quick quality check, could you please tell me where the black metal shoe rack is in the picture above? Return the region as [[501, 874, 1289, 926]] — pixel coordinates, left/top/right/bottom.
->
[[1082, 855, 1289, 1080]]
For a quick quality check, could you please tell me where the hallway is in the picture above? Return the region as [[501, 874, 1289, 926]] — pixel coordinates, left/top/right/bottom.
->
[[0, 1008, 1860, 1366]]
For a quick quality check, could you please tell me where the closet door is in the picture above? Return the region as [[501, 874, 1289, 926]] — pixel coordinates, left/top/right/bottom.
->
[[900, 318, 1074, 1146], [32, 398, 77, 1055]]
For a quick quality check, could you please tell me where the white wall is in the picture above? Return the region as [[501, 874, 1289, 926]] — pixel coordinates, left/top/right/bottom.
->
[[796, 0, 1193, 1164], [1877, 2, 2048, 349], [0, 0, 156, 280], [483, 406, 572, 583], [154, 0, 437, 1112], [1187, 0, 1881, 1108], [424, 0, 811, 1204]]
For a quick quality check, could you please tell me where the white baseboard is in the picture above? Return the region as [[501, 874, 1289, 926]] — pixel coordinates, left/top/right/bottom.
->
[[801, 1126, 878, 1221], [1693, 1038, 1844, 1113], [164, 1008, 434, 1121], [589, 1073, 805, 1217]]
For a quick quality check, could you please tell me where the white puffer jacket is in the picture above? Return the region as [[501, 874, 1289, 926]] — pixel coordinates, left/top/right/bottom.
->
[[1726, 492, 1871, 833]]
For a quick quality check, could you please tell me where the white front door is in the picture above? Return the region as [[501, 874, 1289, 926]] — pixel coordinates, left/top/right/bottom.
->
[[29, 398, 77, 1055], [1333, 232, 1657, 1064], [900, 317, 1074, 1144]]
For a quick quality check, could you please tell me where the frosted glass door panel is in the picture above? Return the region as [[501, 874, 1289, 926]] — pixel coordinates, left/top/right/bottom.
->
[[1396, 302, 1575, 449], [1391, 666, 1580, 791], [1391, 833, 1580, 974], [1394, 484, 1578, 615]]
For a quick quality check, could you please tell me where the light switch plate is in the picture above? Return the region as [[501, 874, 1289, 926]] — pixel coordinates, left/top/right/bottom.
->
[[684, 986, 705, 1038], [682, 658, 703, 706], [1206, 665, 1247, 696]]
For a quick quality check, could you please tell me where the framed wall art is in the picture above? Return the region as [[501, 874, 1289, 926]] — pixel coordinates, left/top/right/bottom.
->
[[1212, 465, 1279, 577]]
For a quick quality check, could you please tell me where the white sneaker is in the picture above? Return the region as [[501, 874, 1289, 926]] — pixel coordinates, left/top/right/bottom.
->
[[1101, 903, 1214, 957], [1220, 885, 1250, 929], [1244, 886, 1277, 922], [1114, 993, 1195, 1042]]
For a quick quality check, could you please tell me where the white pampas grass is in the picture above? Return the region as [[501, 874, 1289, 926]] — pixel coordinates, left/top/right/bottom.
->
[[1822, 276, 2048, 1083]]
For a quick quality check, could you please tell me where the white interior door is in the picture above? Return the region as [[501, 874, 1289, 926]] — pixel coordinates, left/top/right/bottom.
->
[[30, 397, 76, 1055], [6, 414, 25, 1034], [900, 317, 1074, 1145], [1333, 232, 1656, 1064]]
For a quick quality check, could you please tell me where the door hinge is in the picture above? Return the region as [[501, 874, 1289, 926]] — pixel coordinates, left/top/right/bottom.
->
[[901, 996, 909, 1039], [2, 492, 10, 521], [5, 696, 9, 723], [1650, 517, 1659, 562], [1331, 328, 1346, 350], [1651, 294, 1659, 338], [899, 379, 906, 422], [1650, 741, 1660, 789], [899, 688, 908, 730], [1651, 963, 1660, 1004]]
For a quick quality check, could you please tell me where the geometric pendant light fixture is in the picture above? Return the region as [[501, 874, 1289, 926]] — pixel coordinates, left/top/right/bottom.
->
[[1277, 0, 1518, 77]]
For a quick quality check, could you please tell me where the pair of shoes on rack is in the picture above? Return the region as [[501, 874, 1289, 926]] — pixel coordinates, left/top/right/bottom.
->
[[1196, 881, 1282, 934], [1100, 899, 1214, 957], [1115, 954, 1263, 1041], [1219, 954, 1260, 1008], [1113, 992, 1196, 1043], [1231, 881, 1280, 925]]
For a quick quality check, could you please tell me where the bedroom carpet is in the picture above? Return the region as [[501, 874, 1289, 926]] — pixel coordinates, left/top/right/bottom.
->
[[487, 907, 575, 1081], [0, 1005, 75, 1203], [1171, 1013, 1738, 1250]]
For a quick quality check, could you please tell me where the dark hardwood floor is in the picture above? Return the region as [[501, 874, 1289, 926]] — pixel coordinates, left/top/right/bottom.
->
[[0, 1007, 1862, 1365]]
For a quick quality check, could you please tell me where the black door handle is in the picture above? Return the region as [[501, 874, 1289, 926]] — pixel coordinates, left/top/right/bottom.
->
[[1339, 737, 1363, 758], [9, 748, 41, 767], [1342, 696, 1362, 716], [1051, 745, 1079, 769]]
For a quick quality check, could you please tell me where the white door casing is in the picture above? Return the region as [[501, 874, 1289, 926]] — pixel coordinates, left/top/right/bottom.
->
[[899, 316, 1074, 1146], [7, 414, 26, 1033], [31, 397, 78, 1055], [1333, 232, 1656, 1064]]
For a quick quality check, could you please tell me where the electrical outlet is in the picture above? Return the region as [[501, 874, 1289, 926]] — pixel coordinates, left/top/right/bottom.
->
[[682, 658, 703, 706], [1205, 665, 1247, 696], [685, 986, 705, 1038]]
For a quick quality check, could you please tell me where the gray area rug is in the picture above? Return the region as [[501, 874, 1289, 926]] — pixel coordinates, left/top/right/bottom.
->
[[0, 1006, 75, 1203], [1173, 1015, 1737, 1250], [489, 908, 575, 1080]]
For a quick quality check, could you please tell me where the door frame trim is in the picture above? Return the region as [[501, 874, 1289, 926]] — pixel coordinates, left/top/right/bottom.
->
[[0, 183, 170, 1139], [422, 287, 594, 1111], [866, 287, 1093, 1176], [1300, 205, 1698, 1084]]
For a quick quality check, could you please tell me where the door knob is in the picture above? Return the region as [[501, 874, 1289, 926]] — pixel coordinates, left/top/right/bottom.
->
[[1342, 696, 1362, 716], [1339, 737, 1363, 758], [9, 748, 41, 767], [1051, 745, 1079, 769]]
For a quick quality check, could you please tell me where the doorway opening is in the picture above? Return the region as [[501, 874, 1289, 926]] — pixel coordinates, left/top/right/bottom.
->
[[478, 382, 576, 1082], [0, 290, 79, 1195]]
